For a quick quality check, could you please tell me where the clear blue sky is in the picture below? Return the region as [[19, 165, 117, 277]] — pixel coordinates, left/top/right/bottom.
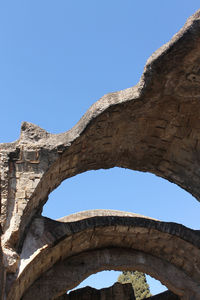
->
[[1, 1, 200, 296]]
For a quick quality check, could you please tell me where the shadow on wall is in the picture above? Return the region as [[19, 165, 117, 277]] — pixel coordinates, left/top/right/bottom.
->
[[57, 283, 179, 300]]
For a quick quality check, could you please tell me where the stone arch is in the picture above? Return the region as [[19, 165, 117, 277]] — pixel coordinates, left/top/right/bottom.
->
[[1, 10, 200, 261], [7, 211, 200, 300], [21, 248, 199, 300], [1, 9, 200, 300]]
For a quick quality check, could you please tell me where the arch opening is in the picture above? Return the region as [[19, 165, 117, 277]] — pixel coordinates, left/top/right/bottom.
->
[[9, 213, 200, 300], [21, 248, 197, 300], [67, 269, 167, 297], [42, 168, 200, 229]]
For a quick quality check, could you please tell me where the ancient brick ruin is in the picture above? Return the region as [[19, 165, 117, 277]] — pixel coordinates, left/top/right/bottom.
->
[[1, 9, 200, 300], [58, 283, 179, 300], [58, 283, 135, 300]]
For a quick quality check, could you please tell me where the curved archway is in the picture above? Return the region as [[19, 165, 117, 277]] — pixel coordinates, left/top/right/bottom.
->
[[1, 10, 200, 261], [7, 211, 200, 300], [42, 168, 200, 230], [21, 248, 199, 300], [1, 11, 200, 300]]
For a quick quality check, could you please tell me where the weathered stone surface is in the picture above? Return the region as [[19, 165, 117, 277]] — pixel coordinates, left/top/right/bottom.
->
[[57, 283, 135, 300], [57, 288, 180, 300], [10, 211, 199, 300], [149, 290, 180, 299], [57, 286, 180, 300], [1, 9, 200, 300], [0, 225, 5, 300]]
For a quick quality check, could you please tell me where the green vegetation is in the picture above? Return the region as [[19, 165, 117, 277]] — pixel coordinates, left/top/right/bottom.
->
[[118, 271, 152, 300]]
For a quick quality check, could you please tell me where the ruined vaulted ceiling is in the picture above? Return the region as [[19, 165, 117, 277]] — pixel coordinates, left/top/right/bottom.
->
[[1, 9, 200, 300]]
